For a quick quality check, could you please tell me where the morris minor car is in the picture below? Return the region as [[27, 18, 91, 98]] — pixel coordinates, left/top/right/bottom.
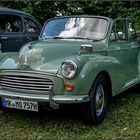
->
[[0, 16, 139, 124]]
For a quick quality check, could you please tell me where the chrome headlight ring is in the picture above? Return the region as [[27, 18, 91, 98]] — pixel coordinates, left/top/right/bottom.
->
[[61, 60, 78, 79]]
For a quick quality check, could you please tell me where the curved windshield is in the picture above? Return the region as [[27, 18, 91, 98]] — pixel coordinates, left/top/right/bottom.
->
[[41, 17, 108, 40]]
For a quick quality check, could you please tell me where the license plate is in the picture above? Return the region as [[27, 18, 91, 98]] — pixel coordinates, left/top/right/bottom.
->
[[1, 98, 38, 112]]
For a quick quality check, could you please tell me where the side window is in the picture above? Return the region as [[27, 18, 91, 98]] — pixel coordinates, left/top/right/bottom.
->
[[109, 22, 116, 42], [110, 19, 127, 42], [0, 14, 23, 32], [128, 22, 136, 41], [24, 17, 40, 33], [116, 19, 127, 42]]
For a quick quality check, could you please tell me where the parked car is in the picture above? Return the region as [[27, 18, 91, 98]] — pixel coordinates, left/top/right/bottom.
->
[[0, 15, 139, 124], [0, 7, 42, 52]]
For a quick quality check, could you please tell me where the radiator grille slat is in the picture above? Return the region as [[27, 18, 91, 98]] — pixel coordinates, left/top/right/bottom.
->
[[3, 76, 50, 81], [0, 74, 53, 94], [1, 79, 52, 85]]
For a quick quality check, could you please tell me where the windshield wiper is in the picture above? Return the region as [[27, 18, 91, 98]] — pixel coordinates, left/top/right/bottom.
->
[[69, 36, 99, 41], [43, 36, 99, 41]]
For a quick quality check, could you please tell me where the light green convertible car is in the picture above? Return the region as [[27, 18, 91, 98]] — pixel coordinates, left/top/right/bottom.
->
[[0, 16, 139, 125]]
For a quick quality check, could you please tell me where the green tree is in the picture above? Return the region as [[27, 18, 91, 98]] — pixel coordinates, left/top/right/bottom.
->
[[0, 0, 140, 30]]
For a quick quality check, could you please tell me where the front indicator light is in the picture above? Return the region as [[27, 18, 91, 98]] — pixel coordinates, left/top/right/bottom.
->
[[65, 82, 74, 91]]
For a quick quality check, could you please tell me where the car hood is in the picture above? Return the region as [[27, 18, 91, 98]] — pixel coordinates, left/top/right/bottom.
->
[[0, 39, 104, 74]]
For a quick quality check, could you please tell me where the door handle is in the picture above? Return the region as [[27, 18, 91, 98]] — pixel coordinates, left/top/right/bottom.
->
[[1, 36, 8, 40], [27, 36, 32, 41]]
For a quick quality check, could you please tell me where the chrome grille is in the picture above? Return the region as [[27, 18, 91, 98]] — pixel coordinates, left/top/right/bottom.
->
[[0, 74, 53, 94]]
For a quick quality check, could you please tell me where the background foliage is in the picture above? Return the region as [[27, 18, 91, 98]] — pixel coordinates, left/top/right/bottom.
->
[[0, 0, 140, 30]]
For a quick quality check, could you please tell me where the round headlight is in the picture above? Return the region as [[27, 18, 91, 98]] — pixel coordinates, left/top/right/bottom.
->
[[61, 60, 77, 79]]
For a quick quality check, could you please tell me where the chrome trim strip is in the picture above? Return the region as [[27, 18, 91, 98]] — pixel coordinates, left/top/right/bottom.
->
[[52, 95, 89, 103], [2, 76, 51, 82], [1, 82, 52, 88], [0, 91, 89, 104], [1, 72, 53, 80], [1, 87, 51, 94], [1, 79, 52, 84], [1, 84, 51, 90], [1, 70, 57, 77]]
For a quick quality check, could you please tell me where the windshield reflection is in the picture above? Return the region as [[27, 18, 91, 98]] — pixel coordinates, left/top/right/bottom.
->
[[41, 17, 108, 40]]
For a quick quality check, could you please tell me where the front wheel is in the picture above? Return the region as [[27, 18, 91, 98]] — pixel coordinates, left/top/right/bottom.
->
[[83, 75, 109, 125]]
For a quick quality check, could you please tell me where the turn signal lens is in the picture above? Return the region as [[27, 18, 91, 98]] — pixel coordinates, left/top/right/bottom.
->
[[65, 82, 74, 91]]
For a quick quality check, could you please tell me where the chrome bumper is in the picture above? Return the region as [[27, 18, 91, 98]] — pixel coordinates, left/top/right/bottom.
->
[[0, 90, 89, 109]]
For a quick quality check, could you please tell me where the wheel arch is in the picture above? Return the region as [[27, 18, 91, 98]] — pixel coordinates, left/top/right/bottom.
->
[[90, 71, 112, 102], [97, 71, 112, 101]]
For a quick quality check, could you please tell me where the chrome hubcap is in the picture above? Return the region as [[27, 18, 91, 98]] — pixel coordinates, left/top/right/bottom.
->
[[95, 84, 105, 117]]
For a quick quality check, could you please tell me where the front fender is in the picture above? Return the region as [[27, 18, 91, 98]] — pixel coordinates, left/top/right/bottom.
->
[[64, 55, 125, 96]]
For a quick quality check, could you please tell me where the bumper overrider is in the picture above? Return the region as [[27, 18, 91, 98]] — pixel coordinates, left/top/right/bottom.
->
[[0, 70, 89, 109]]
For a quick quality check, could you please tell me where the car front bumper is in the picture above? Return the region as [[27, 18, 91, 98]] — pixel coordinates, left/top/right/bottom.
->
[[0, 89, 89, 109], [0, 70, 90, 109]]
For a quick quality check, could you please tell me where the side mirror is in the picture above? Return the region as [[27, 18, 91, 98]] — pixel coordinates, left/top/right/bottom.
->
[[110, 32, 116, 42]]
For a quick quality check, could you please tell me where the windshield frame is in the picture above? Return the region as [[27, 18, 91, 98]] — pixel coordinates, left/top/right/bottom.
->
[[39, 15, 110, 41]]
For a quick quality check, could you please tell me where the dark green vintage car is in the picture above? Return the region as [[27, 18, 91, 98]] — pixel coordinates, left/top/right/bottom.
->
[[0, 15, 139, 124]]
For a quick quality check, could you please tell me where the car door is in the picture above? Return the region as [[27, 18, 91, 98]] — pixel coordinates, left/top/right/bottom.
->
[[24, 17, 41, 43], [0, 13, 26, 52], [108, 19, 140, 83]]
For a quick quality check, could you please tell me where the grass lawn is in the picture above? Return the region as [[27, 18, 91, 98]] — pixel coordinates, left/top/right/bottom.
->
[[0, 85, 140, 140]]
